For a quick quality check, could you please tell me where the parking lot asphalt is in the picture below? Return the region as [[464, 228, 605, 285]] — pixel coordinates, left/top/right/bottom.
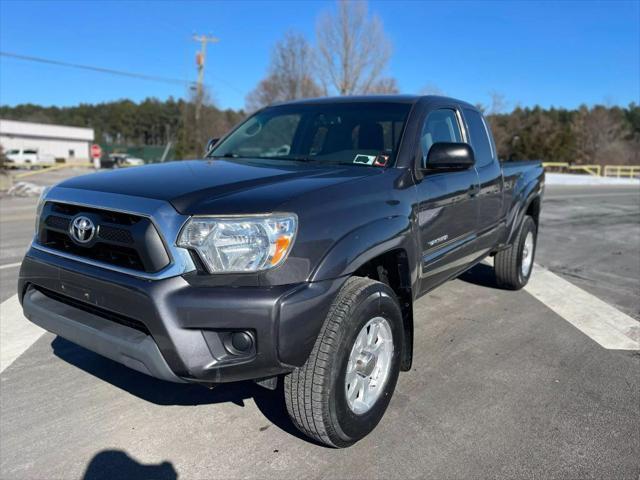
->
[[537, 185, 639, 320], [0, 183, 638, 479]]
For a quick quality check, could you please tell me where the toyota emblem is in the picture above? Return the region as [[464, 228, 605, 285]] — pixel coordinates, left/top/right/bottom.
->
[[69, 215, 96, 244]]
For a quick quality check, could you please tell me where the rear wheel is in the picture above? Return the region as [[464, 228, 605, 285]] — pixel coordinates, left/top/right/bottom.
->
[[494, 215, 537, 290], [284, 276, 403, 448]]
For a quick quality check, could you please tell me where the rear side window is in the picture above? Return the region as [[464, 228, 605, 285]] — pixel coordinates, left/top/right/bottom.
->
[[420, 109, 463, 166], [464, 109, 494, 167]]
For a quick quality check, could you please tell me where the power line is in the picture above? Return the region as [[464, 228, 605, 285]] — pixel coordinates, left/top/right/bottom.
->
[[0, 50, 247, 98], [0, 51, 195, 87]]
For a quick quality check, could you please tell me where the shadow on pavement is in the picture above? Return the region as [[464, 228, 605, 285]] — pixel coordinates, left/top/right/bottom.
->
[[51, 336, 322, 445], [457, 262, 501, 289], [82, 450, 177, 480]]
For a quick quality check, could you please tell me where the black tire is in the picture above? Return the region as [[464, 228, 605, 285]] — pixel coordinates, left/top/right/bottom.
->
[[284, 276, 403, 448], [494, 215, 537, 290]]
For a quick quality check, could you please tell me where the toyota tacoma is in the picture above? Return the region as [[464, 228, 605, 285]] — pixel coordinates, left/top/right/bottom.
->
[[19, 95, 544, 447]]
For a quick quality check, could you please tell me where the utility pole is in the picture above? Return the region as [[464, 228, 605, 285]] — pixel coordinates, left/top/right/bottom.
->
[[192, 34, 219, 123]]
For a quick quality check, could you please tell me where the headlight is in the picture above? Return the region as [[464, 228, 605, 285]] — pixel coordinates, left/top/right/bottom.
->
[[34, 186, 51, 234], [177, 214, 298, 273]]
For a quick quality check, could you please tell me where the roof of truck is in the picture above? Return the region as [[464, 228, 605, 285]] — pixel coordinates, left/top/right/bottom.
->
[[272, 94, 477, 109], [279, 95, 420, 105]]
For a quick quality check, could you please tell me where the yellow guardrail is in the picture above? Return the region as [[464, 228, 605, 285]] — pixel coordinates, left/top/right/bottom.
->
[[542, 162, 640, 178], [568, 165, 601, 177], [603, 165, 640, 178], [541, 162, 569, 169]]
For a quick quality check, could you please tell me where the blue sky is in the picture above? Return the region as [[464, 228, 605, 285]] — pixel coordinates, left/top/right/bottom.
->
[[0, 0, 638, 111]]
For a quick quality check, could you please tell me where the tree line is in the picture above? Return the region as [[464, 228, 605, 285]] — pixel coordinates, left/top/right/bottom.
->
[[0, 97, 244, 159], [487, 103, 640, 166], [2, 98, 637, 166]]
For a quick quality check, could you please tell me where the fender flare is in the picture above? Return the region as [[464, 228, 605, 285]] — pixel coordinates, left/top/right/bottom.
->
[[506, 188, 542, 245], [309, 214, 417, 371], [309, 215, 417, 282]]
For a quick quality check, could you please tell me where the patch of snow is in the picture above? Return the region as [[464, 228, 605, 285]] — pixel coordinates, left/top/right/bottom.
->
[[545, 173, 639, 186], [7, 182, 45, 197]]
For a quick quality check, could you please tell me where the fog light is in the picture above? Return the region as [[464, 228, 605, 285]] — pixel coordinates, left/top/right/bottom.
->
[[231, 331, 253, 352]]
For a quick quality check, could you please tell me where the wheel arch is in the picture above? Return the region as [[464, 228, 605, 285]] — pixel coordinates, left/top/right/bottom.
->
[[506, 191, 542, 245], [352, 249, 414, 371], [526, 195, 541, 227], [309, 217, 418, 371]]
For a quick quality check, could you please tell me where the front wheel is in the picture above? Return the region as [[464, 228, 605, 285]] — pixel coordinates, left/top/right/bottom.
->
[[284, 276, 403, 448], [494, 215, 537, 290]]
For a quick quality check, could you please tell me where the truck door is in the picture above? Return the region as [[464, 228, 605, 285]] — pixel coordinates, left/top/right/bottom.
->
[[413, 107, 481, 294], [462, 109, 505, 250]]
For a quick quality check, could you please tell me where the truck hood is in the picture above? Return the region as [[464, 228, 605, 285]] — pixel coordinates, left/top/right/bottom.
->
[[57, 158, 380, 215]]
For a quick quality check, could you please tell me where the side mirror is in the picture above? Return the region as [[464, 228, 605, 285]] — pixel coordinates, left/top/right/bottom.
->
[[205, 138, 220, 154], [424, 142, 474, 170]]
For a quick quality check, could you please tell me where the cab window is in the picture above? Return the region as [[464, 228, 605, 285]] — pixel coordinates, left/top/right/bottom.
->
[[464, 109, 495, 167], [420, 109, 462, 168]]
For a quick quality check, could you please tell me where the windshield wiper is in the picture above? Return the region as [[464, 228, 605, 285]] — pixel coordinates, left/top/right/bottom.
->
[[210, 153, 315, 162], [208, 152, 248, 159], [258, 155, 314, 162]]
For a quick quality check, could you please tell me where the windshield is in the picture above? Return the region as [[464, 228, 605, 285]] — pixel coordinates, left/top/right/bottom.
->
[[209, 102, 412, 167]]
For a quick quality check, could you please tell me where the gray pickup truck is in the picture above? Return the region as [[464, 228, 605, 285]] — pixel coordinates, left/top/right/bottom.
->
[[19, 95, 544, 447]]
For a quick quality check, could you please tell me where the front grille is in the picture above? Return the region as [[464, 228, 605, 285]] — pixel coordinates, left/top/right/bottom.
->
[[43, 230, 145, 271], [51, 202, 140, 226], [34, 285, 150, 335], [45, 215, 70, 230], [37, 202, 170, 273], [98, 225, 134, 244]]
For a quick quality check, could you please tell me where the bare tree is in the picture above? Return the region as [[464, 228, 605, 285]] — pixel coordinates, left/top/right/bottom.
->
[[419, 84, 445, 96], [246, 31, 322, 111], [316, 0, 394, 95], [487, 91, 508, 115], [571, 106, 630, 165], [180, 86, 243, 157], [475, 91, 508, 115], [368, 77, 399, 94]]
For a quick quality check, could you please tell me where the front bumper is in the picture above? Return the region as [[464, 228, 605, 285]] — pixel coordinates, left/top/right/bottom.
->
[[19, 247, 344, 384], [23, 287, 185, 383]]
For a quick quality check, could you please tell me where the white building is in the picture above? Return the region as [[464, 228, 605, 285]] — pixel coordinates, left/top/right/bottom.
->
[[0, 119, 94, 163]]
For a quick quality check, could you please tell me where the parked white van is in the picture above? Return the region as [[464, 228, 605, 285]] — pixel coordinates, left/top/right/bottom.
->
[[5, 148, 55, 169]]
